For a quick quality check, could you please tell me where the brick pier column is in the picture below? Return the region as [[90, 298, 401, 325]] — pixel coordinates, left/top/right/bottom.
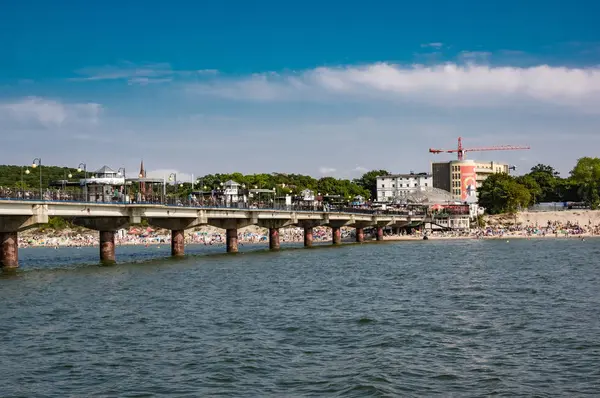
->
[[171, 229, 185, 257], [376, 226, 384, 241], [269, 228, 280, 250], [356, 227, 364, 243], [99, 231, 116, 264], [226, 228, 238, 253], [332, 226, 342, 245], [0, 232, 19, 269], [304, 227, 313, 247]]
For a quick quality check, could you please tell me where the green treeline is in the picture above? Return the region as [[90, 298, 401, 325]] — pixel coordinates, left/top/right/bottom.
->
[[0, 165, 86, 190], [478, 158, 600, 214], [0, 165, 387, 200], [180, 171, 384, 200]]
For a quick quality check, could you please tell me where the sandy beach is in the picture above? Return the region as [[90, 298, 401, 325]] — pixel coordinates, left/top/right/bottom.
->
[[18, 210, 599, 248]]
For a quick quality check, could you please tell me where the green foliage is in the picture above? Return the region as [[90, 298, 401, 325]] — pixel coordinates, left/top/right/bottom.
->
[[526, 164, 559, 202], [515, 175, 542, 204], [47, 216, 70, 230], [475, 214, 486, 228], [0, 165, 86, 189], [353, 170, 390, 199], [170, 172, 371, 199], [530, 164, 560, 177], [570, 157, 600, 209], [478, 173, 531, 214]]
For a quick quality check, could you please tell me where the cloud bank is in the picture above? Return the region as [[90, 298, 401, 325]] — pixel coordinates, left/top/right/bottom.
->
[[189, 63, 600, 112], [0, 97, 102, 127]]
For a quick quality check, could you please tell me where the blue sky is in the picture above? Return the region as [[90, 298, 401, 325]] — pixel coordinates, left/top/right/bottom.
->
[[1, 0, 600, 181]]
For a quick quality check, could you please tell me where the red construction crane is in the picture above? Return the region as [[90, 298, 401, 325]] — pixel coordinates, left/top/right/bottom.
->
[[429, 136, 530, 161]]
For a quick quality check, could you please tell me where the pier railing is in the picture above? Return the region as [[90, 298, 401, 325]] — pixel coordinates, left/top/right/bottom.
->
[[0, 189, 426, 216]]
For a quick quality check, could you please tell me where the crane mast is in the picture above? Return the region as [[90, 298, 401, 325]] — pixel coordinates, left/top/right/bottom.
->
[[429, 137, 530, 160]]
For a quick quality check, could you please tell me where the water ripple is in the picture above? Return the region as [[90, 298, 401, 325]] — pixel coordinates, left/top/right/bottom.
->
[[1, 239, 599, 396]]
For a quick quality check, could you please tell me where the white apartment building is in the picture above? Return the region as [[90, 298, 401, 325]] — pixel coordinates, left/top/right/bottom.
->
[[376, 172, 432, 202]]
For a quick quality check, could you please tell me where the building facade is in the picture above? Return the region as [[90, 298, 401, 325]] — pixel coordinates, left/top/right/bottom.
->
[[81, 166, 126, 203], [431, 160, 510, 202], [376, 172, 433, 202]]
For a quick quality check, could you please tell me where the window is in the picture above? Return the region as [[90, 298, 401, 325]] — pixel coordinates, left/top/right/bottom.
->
[[425, 183, 428, 187], [381, 184, 384, 188], [392, 184, 395, 188]]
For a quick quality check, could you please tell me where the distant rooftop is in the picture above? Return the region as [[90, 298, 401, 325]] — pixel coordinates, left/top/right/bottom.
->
[[379, 172, 431, 178], [93, 165, 117, 175]]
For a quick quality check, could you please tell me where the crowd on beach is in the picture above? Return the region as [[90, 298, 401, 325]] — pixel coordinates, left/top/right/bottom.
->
[[472, 220, 592, 239], [18, 226, 357, 248], [18, 216, 600, 248]]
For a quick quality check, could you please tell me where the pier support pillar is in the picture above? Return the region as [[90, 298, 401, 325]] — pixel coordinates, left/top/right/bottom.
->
[[226, 228, 238, 253], [269, 228, 280, 250], [0, 232, 18, 269], [376, 226, 384, 241], [171, 229, 185, 257], [332, 226, 342, 245], [356, 227, 364, 243], [304, 227, 313, 247], [99, 231, 116, 264]]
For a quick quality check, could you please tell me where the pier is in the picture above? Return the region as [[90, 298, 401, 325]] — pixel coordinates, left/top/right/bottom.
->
[[0, 201, 424, 268]]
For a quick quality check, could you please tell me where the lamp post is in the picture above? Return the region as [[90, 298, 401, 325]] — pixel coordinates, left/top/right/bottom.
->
[[117, 167, 126, 203], [241, 184, 246, 207], [31, 158, 42, 199], [164, 173, 176, 203], [21, 167, 30, 198], [62, 168, 73, 191], [77, 163, 87, 202]]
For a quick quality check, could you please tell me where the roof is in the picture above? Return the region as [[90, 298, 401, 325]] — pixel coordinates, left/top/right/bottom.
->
[[94, 165, 116, 174], [249, 189, 275, 193], [224, 180, 240, 186], [378, 173, 431, 179]]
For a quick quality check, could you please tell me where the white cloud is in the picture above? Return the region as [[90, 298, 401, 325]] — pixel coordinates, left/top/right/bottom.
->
[[72, 62, 218, 85], [319, 167, 337, 175], [188, 63, 600, 112], [0, 97, 102, 127], [421, 42, 444, 49], [72, 62, 174, 84], [197, 69, 219, 75]]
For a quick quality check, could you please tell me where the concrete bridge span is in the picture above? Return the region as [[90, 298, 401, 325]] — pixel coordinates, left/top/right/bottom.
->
[[0, 201, 423, 268]]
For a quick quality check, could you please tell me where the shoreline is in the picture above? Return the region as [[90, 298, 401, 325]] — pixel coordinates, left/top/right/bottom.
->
[[19, 233, 593, 249]]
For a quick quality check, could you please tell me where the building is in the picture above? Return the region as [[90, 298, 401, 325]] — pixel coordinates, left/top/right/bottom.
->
[[82, 166, 126, 203], [223, 180, 246, 206], [425, 203, 471, 230], [431, 159, 510, 202], [376, 172, 432, 202]]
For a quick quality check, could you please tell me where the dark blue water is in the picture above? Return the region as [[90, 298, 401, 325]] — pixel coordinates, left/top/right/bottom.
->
[[1, 239, 599, 397]]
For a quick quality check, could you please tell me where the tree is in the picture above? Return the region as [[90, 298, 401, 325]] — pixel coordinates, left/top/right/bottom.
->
[[530, 164, 560, 177], [478, 173, 531, 214], [0, 165, 85, 189], [570, 157, 600, 209], [515, 175, 542, 204], [526, 164, 559, 202], [353, 170, 390, 199]]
